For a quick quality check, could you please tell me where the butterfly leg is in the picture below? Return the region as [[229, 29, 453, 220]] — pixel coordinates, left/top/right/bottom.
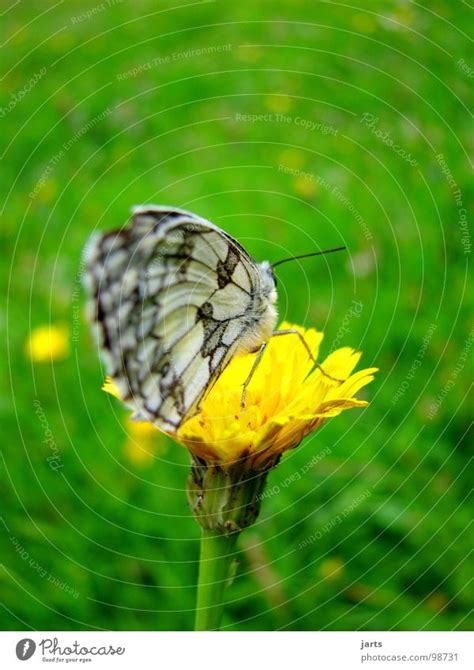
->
[[272, 329, 344, 383], [240, 342, 267, 409]]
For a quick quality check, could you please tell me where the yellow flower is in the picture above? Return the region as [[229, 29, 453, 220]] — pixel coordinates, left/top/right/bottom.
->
[[178, 322, 377, 469], [102, 324, 376, 469], [26, 324, 69, 362], [101, 323, 376, 533]]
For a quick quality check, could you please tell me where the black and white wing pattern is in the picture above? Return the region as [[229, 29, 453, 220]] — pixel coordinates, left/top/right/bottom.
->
[[83, 206, 278, 432]]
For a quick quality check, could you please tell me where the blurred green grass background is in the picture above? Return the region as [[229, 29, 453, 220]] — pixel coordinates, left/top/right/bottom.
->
[[1, 0, 472, 631]]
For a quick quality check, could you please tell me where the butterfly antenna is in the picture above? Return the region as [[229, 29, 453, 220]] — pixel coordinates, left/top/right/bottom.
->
[[272, 246, 346, 269]]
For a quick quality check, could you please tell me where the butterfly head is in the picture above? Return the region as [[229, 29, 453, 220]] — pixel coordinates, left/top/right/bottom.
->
[[256, 260, 279, 341], [259, 260, 278, 301]]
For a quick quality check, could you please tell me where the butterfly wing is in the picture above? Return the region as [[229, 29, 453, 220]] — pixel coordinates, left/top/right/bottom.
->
[[84, 206, 264, 432]]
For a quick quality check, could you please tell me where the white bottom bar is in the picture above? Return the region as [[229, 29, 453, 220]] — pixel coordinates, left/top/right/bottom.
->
[[0, 631, 472, 669]]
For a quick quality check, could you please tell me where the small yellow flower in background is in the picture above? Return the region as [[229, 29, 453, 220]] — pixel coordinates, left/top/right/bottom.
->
[[36, 179, 58, 205], [425, 592, 449, 613], [236, 45, 261, 63], [319, 556, 345, 582], [265, 94, 293, 114], [103, 378, 166, 465], [124, 417, 166, 466], [277, 148, 306, 170], [26, 324, 69, 362], [293, 174, 317, 200], [178, 322, 377, 469], [352, 13, 377, 33]]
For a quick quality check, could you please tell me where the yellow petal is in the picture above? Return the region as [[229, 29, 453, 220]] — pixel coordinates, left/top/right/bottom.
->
[[147, 322, 375, 467], [102, 376, 122, 399]]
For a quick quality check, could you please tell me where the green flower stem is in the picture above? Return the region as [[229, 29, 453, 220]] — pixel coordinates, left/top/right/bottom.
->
[[194, 529, 238, 631]]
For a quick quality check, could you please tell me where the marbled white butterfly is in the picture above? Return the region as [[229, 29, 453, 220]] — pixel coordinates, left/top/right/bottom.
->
[[83, 206, 343, 432]]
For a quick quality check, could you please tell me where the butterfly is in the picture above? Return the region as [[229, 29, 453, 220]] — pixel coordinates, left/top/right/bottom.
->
[[83, 205, 281, 433], [84, 206, 345, 433]]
